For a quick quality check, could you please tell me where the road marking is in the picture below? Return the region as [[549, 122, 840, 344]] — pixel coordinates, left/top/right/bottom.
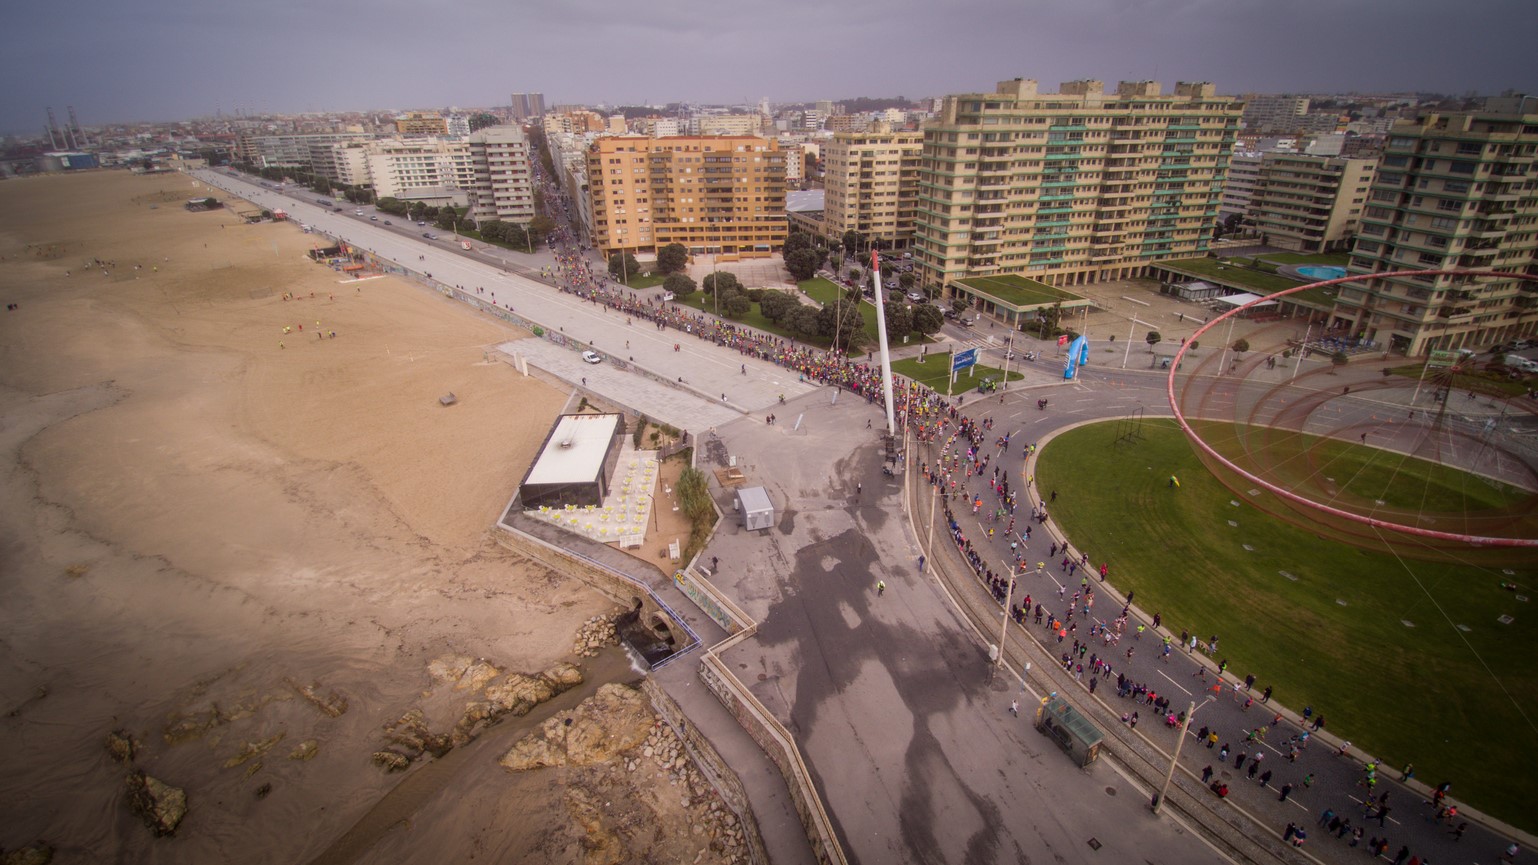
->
[[1157, 670, 1191, 696]]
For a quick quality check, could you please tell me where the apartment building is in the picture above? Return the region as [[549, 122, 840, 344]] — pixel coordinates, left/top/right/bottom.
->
[[235, 132, 362, 169], [821, 126, 924, 249], [915, 79, 1243, 290], [510, 92, 546, 121], [699, 114, 763, 136], [395, 112, 448, 136], [1219, 152, 1263, 219], [365, 138, 476, 200], [584, 136, 786, 258], [1331, 100, 1538, 355], [1242, 95, 1309, 133], [466, 126, 535, 224], [1247, 153, 1375, 252], [310, 140, 373, 187]]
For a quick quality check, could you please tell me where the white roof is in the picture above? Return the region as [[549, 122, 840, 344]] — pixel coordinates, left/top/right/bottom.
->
[[525, 414, 620, 485], [736, 486, 773, 513], [1213, 291, 1278, 308]]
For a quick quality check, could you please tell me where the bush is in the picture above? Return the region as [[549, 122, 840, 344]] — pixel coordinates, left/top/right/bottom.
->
[[676, 466, 717, 560], [663, 273, 697, 298]]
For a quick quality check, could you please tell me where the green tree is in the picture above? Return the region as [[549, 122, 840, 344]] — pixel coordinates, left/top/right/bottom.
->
[[468, 113, 499, 132], [663, 273, 697, 299], [528, 215, 555, 245], [819, 299, 866, 352], [1146, 330, 1163, 352], [842, 229, 861, 255], [883, 302, 913, 339], [758, 290, 797, 322], [435, 206, 461, 231], [829, 249, 845, 273], [1331, 350, 1349, 373], [722, 293, 752, 317], [785, 248, 822, 282], [912, 304, 944, 336], [702, 271, 742, 296], [1232, 337, 1250, 355], [408, 202, 429, 222], [898, 272, 917, 291], [782, 231, 814, 257], [608, 252, 641, 282], [655, 243, 689, 274], [788, 305, 821, 340]]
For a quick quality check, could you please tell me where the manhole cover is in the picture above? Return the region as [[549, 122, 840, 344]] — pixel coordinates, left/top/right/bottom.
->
[[1088, 837, 1103, 850], [1104, 787, 1116, 796], [757, 673, 767, 681], [1248, 489, 1262, 497]]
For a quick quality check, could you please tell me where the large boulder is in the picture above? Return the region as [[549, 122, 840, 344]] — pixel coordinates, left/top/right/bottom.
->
[[105, 730, 138, 764], [427, 654, 503, 692], [499, 684, 653, 771], [125, 771, 187, 837]]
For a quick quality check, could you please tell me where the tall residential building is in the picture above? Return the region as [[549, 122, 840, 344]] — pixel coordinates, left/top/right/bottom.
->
[[1331, 101, 1538, 355], [395, 112, 449, 136], [510, 92, 546, 120], [467, 126, 535, 224], [310, 140, 373, 187], [699, 114, 763, 136], [584, 135, 787, 258], [822, 126, 924, 249], [915, 79, 1243, 290], [1219, 152, 1263, 219], [1247, 153, 1375, 252], [1242, 95, 1310, 133]]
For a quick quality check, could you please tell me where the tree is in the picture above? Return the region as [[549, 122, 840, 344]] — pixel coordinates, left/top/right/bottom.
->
[[528, 215, 555, 245], [663, 273, 697, 299], [785, 248, 822, 282], [1146, 331, 1163, 352], [608, 252, 641, 282], [842, 229, 861, 255], [829, 250, 844, 274], [781, 232, 814, 257], [655, 243, 689, 275], [468, 113, 499, 132], [912, 304, 944, 336], [1331, 351, 1349, 373], [788, 305, 822, 340], [722, 293, 752, 317], [898, 272, 917, 291], [436, 206, 461, 231], [408, 202, 429, 222], [758, 290, 797, 322], [1232, 338, 1250, 355], [883, 302, 913, 339], [951, 298, 969, 315], [702, 271, 742, 296], [819, 300, 866, 352]]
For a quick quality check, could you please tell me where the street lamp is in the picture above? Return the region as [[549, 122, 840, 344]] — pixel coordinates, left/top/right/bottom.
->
[[1153, 696, 1212, 814]]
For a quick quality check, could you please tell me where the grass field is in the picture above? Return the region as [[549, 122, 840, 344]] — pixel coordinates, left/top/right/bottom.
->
[[890, 355, 1022, 392], [673, 292, 814, 345], [623, 272, 666, 289], [955, 274, 1085, 308], [1035, 418, 1538, 829], [1257, 252, 1352, 266], [1161, 258, 1302, 295]]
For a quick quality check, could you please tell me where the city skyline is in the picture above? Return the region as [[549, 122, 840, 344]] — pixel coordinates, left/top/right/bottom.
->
[[3, 0, 1536, 136]]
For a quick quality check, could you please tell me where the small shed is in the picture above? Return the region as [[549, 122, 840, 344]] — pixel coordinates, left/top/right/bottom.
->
[[1035, 695, 1104, 766], [735, 486, 774, 532]]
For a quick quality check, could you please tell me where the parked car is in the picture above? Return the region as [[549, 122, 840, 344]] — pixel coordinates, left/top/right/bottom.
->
[[906, 291, 925, 302], [383, 220, 392, 226], [581, 350, 602, 364]]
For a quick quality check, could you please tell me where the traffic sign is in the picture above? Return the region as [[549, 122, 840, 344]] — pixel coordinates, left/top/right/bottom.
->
[[952, 348, 979, 372]]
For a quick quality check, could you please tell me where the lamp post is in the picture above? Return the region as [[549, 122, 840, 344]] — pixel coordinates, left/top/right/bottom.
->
[[1153, 697, 1210, 814]]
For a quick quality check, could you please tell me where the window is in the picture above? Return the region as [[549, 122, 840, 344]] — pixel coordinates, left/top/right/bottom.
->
[[1447, 160, 1476, 175], [1417, 252, 1441, 266]]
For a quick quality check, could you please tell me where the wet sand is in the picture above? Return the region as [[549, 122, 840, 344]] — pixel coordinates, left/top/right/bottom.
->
[[0, 170, 620, 862]]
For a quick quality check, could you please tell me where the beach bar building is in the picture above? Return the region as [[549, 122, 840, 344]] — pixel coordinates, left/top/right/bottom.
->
[[519, 413, 624, 509]]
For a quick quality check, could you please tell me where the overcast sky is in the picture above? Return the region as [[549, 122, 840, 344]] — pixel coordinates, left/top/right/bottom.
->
[[4, 0, 1535, 136]]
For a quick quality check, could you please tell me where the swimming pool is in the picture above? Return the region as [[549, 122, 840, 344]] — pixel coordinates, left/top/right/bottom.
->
[[1296, 265, 1346, 281]]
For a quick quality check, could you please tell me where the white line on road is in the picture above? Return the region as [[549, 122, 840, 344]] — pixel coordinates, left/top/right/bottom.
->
[[1157, 670, 1192, 696]]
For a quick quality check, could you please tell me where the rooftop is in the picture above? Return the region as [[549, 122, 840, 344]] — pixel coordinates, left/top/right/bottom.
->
[[524, 413, 621, 486], [952, 274, 1086, 309]]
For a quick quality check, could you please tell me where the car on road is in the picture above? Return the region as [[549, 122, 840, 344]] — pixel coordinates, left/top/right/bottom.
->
[[906, 291, 925, 302], [421, 232, 433, 238], [581, 350, 602, 364], [383, 220, 392, 226], [369, 216, 378, 221], [332, 207, 343, 212], [417, 221, 428, 226]]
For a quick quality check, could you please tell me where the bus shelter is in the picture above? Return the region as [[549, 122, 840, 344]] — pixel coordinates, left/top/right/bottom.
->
[[1035, 695, 1104, 766]]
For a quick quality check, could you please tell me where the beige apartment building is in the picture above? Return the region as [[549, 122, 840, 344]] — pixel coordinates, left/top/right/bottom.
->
[[915, 79, 1243, 291], [821, 126, 923, 249], [1331, 99, 1538, 355], [1247, 152, 1375, 252], [395, 112, 449, 136], [584, 136, 787, 259], [364, 138, 476, 200]]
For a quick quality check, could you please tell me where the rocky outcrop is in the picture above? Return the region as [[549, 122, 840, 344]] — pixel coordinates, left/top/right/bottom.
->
[[284, 678, 348, 718], [630, 721, 751, 864], [288, 739, 319, 761], [125, 770, 187, 837], [162, 708, 225, 744], [499, 683, 652, 771], [572, 615, 619, 658], [1, 845, 55, 865], [105, 729, 139, 764], [427, 655, 503, 692]]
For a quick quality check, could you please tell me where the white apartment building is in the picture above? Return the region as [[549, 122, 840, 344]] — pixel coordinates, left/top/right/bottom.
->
[[310, 140, 373, 187], [1219, 152, 1263, 219], [365, 138, 476, 200], [700, 114, 763, 136], [467, 126, 535, 224]]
